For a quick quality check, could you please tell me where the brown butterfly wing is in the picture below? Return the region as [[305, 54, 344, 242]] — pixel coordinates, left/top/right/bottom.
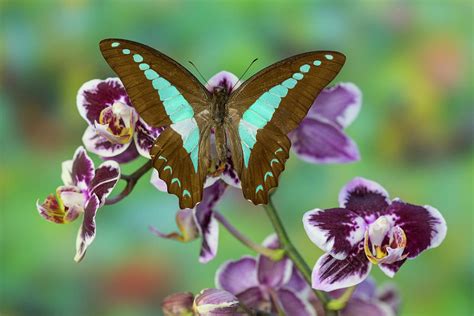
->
[[100, 38, 212, 208], [226, 52, 345, 204]]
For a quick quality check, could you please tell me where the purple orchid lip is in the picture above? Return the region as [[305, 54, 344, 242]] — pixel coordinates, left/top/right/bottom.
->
[[303, 177, 447, 291]]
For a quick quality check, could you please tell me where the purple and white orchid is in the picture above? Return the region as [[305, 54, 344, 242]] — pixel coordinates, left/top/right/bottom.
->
[[303, 177, 447, 291], [36, 146, 120, 262], [216, 235, 318, 316], [77, 77, 161, 163], [150, 180, 227, 263]]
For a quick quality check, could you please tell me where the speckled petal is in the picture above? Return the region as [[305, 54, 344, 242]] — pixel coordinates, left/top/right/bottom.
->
[[82, 125, 132, 158], [312, 245, 372, 292], [205, 71, 240, 93], [89, 160, 120, 205], [70, 146, 95, 190], [194, 181, 227, 263], [338, 177, 391, 219], [77, 77, 130, 125], [303, 208, 366, 260], [134, 118, 162, 158], [290, 117, 360, 164], [74, 194, 100, 262]]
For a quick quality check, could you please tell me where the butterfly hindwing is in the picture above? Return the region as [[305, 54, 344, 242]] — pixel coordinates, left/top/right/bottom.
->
[[100, 39, 212, 208], [227, 51, 345, 204]]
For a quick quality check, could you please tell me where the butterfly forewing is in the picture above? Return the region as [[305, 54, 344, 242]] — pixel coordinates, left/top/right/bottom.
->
[[227, 51, 345, 204], [100, 38, 212, 208]]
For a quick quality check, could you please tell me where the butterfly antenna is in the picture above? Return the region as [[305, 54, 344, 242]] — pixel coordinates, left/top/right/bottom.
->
[[188, 61, 208, 84], [232, 58, 258, 90]]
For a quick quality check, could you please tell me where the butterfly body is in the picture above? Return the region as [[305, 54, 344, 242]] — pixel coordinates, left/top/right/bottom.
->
[[99, 39, 345, 209]]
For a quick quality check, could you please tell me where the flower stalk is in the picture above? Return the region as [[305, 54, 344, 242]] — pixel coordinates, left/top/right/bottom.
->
[[263, 197, 329, 305], [105, 160, 153, 205], [327, 286, 356, 311], [214, 211, 285, 261]]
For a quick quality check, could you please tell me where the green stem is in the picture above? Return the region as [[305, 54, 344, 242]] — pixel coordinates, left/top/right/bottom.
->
[[327, 286, 356, 311], [214, 211, 285, 261], [263, 197, 329, 305]]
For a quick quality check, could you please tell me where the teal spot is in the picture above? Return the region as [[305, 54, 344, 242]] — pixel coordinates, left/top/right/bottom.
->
[[183, 128, 199, 155], [183, 190, 191, 198], [269, 85, 288, 97], [293, 73, 304, 80], [158, 156, 167, 161], [122, 49, 130, 55], [243, 110, 267, 129], [139, 63, 150, 70], [300, 64, 310, 73], [250, 101, 276, 121], [275, 148, 283, 154], [152, 77, 170, 90], [270, 159, 279, 166], [255, 185, 264, 193], [190, 148, 199, 173], [259, 93, 281, 108], [282, 78, 297, 89], [164, 95, 188, 114], [111, 42, 120, 47], [164, 166, 172, 173], [145, 69, 159, 80], [169, 107, 194, 122], [239, 124, 256, 149], [133, 54, 143, 63], [325, 54, 333, 60], [241, 143, 251, 168], [313, 60, 322, 66], [264, 172, 273, 182], [159, 86, 180, 101], [171, 178, 181, 187]]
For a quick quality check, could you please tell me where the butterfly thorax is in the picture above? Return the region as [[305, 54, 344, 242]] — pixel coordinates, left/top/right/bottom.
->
[[210, 86, 231, 172]]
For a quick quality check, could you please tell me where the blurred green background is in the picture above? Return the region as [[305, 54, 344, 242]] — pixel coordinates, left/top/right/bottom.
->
[[1, 1, 472, 315]]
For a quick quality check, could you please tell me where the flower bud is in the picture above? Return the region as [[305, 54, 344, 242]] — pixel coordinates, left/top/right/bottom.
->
[[193, 288, 239, 315], [162, 292, 194, 316]]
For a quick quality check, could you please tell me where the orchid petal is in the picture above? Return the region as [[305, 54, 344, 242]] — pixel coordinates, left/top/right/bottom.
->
[[89, 160, 121, 205], [70, 146, 95, 190], [278, 288, 317, 316], [257, 235, 292, 287], [338, 177, 391, 219], [76, 77, 129, 125], [341, 298, 395, 316], [220, 161, 241, 188], [378, 259, 406, 278], [205, 71, 240, 93], [290, 117, 360, 164], [303, 208, 366, 260], [388, 201, 447, 258], [307, 83, 362, 128], [376, 283, 401, 315], [312, 246, 372, 292], [235, 287, 268, 312], [36, 187, 83, 224], [61, 159, 74, 186], [82, 125, 132, 158], [193, 181, 227, 263], [134, 118, 162, 158], [215, 256, 259, 295], [74, 194, 100, 262]]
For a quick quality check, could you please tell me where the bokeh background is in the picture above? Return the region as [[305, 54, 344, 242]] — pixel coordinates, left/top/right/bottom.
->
[[1, 1, 472, 315]]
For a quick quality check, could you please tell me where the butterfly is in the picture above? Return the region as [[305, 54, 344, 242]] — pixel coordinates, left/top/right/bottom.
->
[[100, 39, 345, 209]]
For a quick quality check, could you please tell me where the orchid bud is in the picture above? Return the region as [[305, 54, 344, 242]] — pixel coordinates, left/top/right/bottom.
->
[[162, 292, 194, 316], [193, 288, 239, 315]]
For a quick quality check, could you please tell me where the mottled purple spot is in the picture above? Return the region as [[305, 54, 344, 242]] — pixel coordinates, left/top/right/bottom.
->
[[345, 187, 389, 218]]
